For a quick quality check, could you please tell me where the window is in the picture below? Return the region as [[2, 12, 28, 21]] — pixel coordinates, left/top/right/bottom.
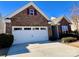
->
[[29, 9, 34, 15], [24, 28, 31, 30], [14, 28, 22, 30], [33, 28, 39, 30], [61, 26, 68, 33], [40, 28, 46, 30]]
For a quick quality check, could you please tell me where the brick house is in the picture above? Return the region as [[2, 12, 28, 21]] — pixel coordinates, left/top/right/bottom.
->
[[3, 2, 72, 44], [5, 2, 50, 45]]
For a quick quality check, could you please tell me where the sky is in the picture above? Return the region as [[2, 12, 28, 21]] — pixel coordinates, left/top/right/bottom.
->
[[0, 1, 79, 19]]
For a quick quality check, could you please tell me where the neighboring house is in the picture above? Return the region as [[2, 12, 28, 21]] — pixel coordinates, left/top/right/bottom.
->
[[50, 16, 71, 39], [0, 15, 5, 34], [5, 2, 50, 45]]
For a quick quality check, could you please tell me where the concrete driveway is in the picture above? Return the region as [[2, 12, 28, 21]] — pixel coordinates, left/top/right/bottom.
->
[[7, 42, 79, 57]]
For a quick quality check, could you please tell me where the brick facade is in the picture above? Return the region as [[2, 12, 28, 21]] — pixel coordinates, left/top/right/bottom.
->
[[6, 5, 48, 33]]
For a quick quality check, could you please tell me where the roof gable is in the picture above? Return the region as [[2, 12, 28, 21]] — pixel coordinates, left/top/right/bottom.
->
[[54, 16, 71, 24], [59, 17, 70, 23], [6, 2, 49, 20], [51, 16, 71, 25]]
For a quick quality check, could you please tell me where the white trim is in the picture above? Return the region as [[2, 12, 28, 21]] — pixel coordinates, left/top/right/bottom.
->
[[6, 2, 49, 20]]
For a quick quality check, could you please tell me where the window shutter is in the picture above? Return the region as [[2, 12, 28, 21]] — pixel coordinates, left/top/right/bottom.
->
[[27, 8, 29, 15], [34, 9, 37, 15]]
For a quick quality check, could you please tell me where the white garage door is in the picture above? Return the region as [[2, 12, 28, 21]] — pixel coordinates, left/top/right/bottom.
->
[[12, 26, 48, 45]]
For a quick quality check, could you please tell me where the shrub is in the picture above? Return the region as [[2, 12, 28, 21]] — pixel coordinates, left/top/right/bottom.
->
[[61, 37, 77, 43], [0, 33, 14, 49], [60, 33, 78, 39], [72, 30, 78, 34]]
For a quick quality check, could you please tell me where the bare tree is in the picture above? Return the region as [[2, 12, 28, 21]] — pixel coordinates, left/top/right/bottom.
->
[[71, 2, 79, 34]]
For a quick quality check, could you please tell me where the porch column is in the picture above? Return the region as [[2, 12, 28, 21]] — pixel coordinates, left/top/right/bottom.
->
[[56, 25, 59, 39], [68, 24, 71, 33]]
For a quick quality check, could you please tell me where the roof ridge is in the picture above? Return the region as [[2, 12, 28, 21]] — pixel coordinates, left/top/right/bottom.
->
[[5, 2, 50, 20]]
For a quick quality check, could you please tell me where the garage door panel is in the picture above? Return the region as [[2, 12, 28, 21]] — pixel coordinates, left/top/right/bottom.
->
[[12, 26, 48, 44]]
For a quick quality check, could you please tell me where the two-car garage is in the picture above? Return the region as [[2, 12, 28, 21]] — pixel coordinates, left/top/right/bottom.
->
[[12, 26, 48, 45], [5, 2, 50, 45]]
